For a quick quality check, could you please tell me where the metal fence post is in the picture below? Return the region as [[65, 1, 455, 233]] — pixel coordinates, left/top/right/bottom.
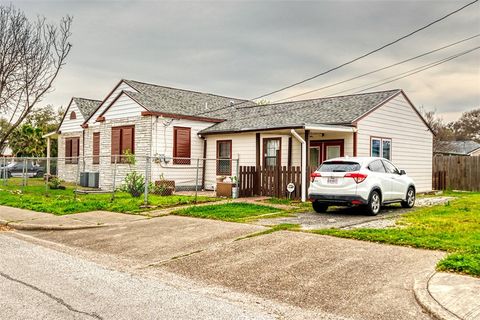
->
[[22, 158, 27, 188], [144, 155, 150, 206], [2, 157, 6, 185], [74, 157, 80, 201], [195, 158, 200, 204], [111, 155, 117, 202]]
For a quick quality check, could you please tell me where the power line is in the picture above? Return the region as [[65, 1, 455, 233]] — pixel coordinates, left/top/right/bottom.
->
[[213, 46, 479, 124], [344, 46, 480, 95], [271, 34, 480, 103], [193, 0, 478, 117]]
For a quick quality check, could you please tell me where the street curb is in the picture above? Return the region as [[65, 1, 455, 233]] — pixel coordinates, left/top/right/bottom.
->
[[413, 271, 461, 320], [0, 219, 103, 231]]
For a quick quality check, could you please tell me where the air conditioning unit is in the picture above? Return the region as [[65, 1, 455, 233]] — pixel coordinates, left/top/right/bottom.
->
[[79, 172, 89, 187], [88, 172, 99, 188]]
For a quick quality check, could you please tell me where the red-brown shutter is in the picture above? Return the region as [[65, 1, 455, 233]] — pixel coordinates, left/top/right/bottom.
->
[[121, 126, 134, 155], [71, 138, 79, 164], [92, 132, 100, 164], [111, 127, 121, 163], [65, 138, 72, 164], [173, 127, 191, 164]]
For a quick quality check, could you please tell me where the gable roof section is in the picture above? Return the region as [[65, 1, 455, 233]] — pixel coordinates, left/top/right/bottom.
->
[[435, 140, 480, 155], [58, 97, 101, 132], [199, 89, 401, 134], [73, 97, 102, 119]]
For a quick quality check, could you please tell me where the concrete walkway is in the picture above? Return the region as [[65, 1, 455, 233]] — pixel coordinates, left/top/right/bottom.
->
[[415, 271, 480, 320]]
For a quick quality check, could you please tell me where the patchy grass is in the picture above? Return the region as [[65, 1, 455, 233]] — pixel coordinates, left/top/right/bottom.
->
[[0, 178, 218, 215], [172, 202, 282, 222], [235, 223, 300, 241], [312, 192, 480, 277]]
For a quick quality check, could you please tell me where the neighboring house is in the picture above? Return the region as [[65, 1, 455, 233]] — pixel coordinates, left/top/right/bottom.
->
[[56, 79, 434, 195], [434, 140, 480, 156], [0, 142, 13, 157]]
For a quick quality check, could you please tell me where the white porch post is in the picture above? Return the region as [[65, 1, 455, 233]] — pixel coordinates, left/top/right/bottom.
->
[[46, 137, 51, 176], [290, 129, 307, 202]]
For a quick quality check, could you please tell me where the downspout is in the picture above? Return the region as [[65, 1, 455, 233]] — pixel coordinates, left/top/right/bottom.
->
[[290, 129, 306, 202]]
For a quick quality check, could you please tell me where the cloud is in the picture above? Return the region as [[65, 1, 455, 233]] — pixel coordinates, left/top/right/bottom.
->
[[9, 0, 480, 122]]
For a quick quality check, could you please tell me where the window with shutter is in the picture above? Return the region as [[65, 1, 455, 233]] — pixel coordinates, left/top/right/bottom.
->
[[173, 127, 191, 165], [216, 140, 232, 175], [93, 132, 100, 164], [111, 126, 135, 163], [65, 138, 72, 164], [65, 137, 80, 164]]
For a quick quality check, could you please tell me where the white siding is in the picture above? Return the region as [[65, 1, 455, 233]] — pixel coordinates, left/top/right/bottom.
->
[[357, 94, 433, 192], [102, 93, 145, 120], [87, 81, 137, 126], [150, 118, 215, 188], [59, 101, 85, 133], [204, 133, 257, 190]]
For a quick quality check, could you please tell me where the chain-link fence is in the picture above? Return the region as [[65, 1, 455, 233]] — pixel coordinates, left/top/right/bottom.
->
[[0, 155, 240, 204]]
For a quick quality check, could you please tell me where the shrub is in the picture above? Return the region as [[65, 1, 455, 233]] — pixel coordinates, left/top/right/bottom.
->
[[120, 171, 145, 197], [48, 176, 65, 190]]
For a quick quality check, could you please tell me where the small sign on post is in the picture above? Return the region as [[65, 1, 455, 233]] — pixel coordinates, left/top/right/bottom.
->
[[286, 182, 295, 199]]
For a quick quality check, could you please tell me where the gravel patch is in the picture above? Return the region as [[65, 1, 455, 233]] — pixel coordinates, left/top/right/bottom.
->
[[415, 197, 454, 207]]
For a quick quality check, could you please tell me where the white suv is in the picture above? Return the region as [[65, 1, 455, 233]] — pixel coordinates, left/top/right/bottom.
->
[[308, 157, 416, 215]]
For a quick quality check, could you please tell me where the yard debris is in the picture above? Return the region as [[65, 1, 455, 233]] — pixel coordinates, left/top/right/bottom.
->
[[416, 197, 454, 207]]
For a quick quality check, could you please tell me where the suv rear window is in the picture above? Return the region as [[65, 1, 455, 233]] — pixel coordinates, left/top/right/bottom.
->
[[318, 161, 361, 172]]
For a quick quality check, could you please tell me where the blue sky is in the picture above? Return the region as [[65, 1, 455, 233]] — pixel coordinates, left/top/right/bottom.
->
[[8, 0, 480, 122]]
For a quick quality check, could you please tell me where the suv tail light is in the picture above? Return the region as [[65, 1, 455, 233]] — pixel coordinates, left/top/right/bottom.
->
[[310, 172, 321, 182], [344, 172, 368, 184]]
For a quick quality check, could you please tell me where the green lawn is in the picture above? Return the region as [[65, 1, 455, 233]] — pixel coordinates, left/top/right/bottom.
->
[[0, 178, 218, 215], [313, 192, 480, 277], [172, 202, 283, 222]]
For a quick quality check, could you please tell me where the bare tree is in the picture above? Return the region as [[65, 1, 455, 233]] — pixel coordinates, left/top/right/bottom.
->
[[0, 4, 72, 151]]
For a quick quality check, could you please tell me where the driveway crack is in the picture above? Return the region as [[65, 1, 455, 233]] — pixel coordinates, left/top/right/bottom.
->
[[0, 270, 103, 320]]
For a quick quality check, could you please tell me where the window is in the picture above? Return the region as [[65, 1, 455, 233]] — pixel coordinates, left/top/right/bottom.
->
[[309, 147, 320, 168], [368, 160, 386, 173], [217, 140, 232, 175], [382, 160, 400, 174], [69, 111, 76, 120], [173, 127, 191, 165], [263, 138, 281, 167], [93, 132, 100, 164], [319, 161, 361, 172], [111, 126, 134, 163], [371, 137, 392, 160], [65, 137, 80, 164]]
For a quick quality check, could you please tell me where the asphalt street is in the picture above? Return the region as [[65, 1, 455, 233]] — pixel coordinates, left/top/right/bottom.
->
[[0, 234, 275, 320]]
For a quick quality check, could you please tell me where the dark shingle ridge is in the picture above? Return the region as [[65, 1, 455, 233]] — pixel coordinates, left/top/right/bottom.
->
[[124, 79, 250, 103]]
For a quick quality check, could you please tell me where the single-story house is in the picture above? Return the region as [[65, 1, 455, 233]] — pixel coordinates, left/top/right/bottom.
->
[[434, 140, 480, 156], [56, 79, 434, 198]]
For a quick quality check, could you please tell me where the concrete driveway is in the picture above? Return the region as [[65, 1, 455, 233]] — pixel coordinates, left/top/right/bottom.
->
[[16, 215, 443, 320], [21, 215, 266, 267], [162, 231, 443, 320]]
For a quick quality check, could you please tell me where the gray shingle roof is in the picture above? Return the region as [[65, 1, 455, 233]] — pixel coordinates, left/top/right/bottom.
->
[[73, 97, 102, 119], [199, 89, 401, 134], [434, 140, 480, 155], [123, 80, 252, 118]]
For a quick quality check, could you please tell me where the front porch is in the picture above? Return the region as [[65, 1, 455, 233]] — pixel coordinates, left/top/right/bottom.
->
[[237, 124, 357, 201]]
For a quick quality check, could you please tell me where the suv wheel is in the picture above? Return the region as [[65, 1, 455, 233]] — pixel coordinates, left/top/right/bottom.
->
[[401, 187, 415, 208], [312, 201, 328, 213], [366, 190, 381, 216]]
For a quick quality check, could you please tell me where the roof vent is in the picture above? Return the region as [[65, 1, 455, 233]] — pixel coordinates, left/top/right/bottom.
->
[[230, 100, 235, 106]]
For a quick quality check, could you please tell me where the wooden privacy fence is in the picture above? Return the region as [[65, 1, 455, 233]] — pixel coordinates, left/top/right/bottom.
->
[[433, 156, 480, 191], [239, 166, 315, 199]]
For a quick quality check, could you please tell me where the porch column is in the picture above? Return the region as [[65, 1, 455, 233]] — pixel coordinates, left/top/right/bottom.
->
[[305, 130, 310, 168], [46, 137, 51, 176]]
